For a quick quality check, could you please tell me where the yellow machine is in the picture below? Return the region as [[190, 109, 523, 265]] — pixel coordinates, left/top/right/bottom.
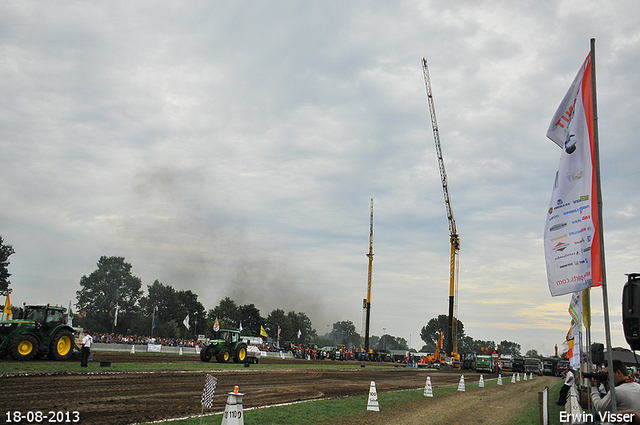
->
[[422, 58, 461, 367], [362, 199, 374, 359]]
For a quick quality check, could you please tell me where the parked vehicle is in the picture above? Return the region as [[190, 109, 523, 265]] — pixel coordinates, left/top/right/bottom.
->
[[524, 358, 543, 375], [475, 354, 494, 373], [542, 357, 559, 376], [512, 357, 525, 373], [499, 354, 513, 371]]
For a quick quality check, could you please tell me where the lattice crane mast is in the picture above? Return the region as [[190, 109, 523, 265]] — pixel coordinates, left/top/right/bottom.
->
[[363, 198, 374, 359], [422, 58, 461, 366]]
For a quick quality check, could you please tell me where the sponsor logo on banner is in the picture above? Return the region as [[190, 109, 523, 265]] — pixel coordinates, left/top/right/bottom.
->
[[550, 223, 567, 232], [553, 242, 569, 252]]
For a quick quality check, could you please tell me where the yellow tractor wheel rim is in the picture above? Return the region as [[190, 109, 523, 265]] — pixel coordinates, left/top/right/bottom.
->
[[57, 336, 72, 356], [238, 348, 246, 361], [224, 351, 230, 361], [18, 341, 33, 356]]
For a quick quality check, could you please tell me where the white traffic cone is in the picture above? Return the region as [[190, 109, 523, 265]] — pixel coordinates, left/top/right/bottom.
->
[[367, 381, 380, 411], [424, 377, 433, 397], [478, 375, 485, 388], [511, 374, 516, 383], [179, 346, 183, 355], [524, 373, 528, 381], [530, 372, 533, 380], [497, 374, 503, 385], [516, 373, 521, 382], [221, 386, 244, 425], [130, 344, 135, 354], [457, 375, 465, 392]]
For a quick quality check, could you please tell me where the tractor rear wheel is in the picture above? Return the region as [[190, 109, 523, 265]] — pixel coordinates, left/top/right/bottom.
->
[[233, 343, 248, 363], [200, 346, 212, 362], [9, 335, 39, 361], [217, 347, 231, 363], [49, 330, 74, 360]]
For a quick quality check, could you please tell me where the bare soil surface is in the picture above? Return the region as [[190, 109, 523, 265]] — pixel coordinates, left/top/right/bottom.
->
[[0, 352, 549, 425]]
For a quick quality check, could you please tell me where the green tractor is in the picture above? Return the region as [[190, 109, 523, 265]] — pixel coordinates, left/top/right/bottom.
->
[[0, 304, 77, 361], [199, 329, 248, 363]]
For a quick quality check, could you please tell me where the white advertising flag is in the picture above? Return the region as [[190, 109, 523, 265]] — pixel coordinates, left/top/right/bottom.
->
[[183, 313, 190, 330], [544, 53, 601, 296]]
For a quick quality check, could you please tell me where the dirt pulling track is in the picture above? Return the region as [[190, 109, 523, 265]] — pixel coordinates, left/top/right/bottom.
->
[[0, 352, 493, 425]]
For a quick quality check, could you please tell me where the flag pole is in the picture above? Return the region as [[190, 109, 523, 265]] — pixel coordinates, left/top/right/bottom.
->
[[590, 37, 617, 412]]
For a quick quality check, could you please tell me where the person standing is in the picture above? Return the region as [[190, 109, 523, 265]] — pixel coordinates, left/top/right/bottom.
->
[[556, 368, 574, 405], [80, 331, 93, 368], [591, 360, 640, 415]]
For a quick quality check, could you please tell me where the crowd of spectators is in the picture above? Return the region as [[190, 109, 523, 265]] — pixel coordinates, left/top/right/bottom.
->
[[89, 332, 200, 347], [86, 332, 337, 357]]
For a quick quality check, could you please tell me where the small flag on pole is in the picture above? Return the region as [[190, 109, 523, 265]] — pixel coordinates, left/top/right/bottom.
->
[[4, 293, 12, 319], [213, 317, 220, 332], [114, 303, 119, 326], [201, 374, 218, 409], [260, 326, 267, 337], [297, 329, 302, 339], [152, 306, 156, 330], [67, 300, 73, 326], [238, 321, 243, 332], [183, 314, 190, 330]]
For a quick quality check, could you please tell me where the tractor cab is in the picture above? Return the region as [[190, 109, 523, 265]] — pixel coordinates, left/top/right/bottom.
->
[[213, 330, 240, 344]]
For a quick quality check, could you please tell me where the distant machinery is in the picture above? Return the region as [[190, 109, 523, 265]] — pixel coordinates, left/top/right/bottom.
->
[[363, 199, 374, 357], [422, 58, 461, 367]]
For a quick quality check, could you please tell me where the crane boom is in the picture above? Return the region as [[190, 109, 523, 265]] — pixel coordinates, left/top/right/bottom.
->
[[363, 198, 374, 356], [422, 58, 461, 365]]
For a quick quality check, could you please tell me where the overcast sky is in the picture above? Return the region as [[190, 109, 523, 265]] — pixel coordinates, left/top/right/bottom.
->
[[2, 1, 639, 356]]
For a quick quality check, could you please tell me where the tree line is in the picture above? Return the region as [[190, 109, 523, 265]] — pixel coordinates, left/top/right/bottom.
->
[[1, 237, 534, 354], [419, 314, 537, 358]]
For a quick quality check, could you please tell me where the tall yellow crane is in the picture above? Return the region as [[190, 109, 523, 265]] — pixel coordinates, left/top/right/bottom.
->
[[363, 198, 374, 359], [422, 58, 461, 366]]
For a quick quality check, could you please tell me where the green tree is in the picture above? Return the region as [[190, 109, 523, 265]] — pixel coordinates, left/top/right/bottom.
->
[[238, 303, 265, 338], [0, 236, 15, 296], [331, 320, 360, 347], [76, 256, 143, 333], [376, 334, 408, 351], [525, 349, 543, 359], [265, 309, 292, 344], [140, 280, 181, 336], [420, 314, 465, 352], [287, 311, 317, 345], [208, 297, 241, 330], [176, 289, 206, 339], [497, 340, 521, 356]]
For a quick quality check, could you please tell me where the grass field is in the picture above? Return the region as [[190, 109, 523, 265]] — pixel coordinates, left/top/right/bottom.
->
[[140, 375, 566, 425]]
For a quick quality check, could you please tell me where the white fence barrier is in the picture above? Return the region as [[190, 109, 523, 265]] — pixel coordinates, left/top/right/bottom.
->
[[92, 343, 295, 358]]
